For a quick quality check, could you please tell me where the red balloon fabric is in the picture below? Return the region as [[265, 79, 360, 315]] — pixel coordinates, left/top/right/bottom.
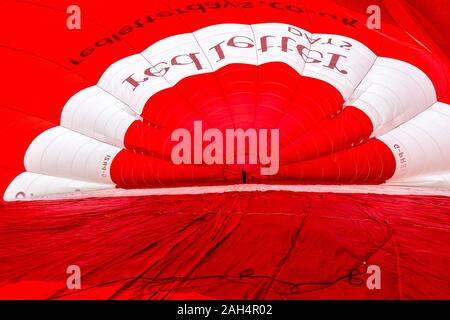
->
[[1, 0, 450, 199], [1, 0, 450, 300]]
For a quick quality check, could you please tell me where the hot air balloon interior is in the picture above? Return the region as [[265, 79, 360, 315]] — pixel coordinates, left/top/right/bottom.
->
[[0, 0, 449, 300]]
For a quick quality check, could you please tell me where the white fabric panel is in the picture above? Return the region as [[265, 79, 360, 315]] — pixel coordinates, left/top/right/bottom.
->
[[347, 57, 437, 137], [61, 86, 138, 148], [252, 23, 308, 74], [3, 172, 113, 201], [303, 33, 376, 99], [4, 23, 445, 201], [380, 102, 450, 181], [18, 184, 450, 202], [386, 172, 450, 189], [24, 127, 121, 184], [142, 33, 213, 83]]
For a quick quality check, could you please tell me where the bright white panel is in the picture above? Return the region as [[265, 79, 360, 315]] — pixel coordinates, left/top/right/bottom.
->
[[195, 23, 256, 70], [347, 57, 437, 137], [253, 23, 308, 74], [380, 102, 450, 182], [306, 34, 376, 99]]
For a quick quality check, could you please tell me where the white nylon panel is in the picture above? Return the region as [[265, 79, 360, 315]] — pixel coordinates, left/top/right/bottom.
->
[[252, 23, 308, 74], [4, 23, 446, 201], [195, 24, 257, 70], [94, 23, 436, 140], [3, 172, 114, 201], [142, 33, 213, 83], [347, 57, 437, 137], [24, 127, 121, 184], [303, 33, 376, 100], [97, 54, 164, 115], [380, 102, 450, 181], [61, 86, 138, 148]]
